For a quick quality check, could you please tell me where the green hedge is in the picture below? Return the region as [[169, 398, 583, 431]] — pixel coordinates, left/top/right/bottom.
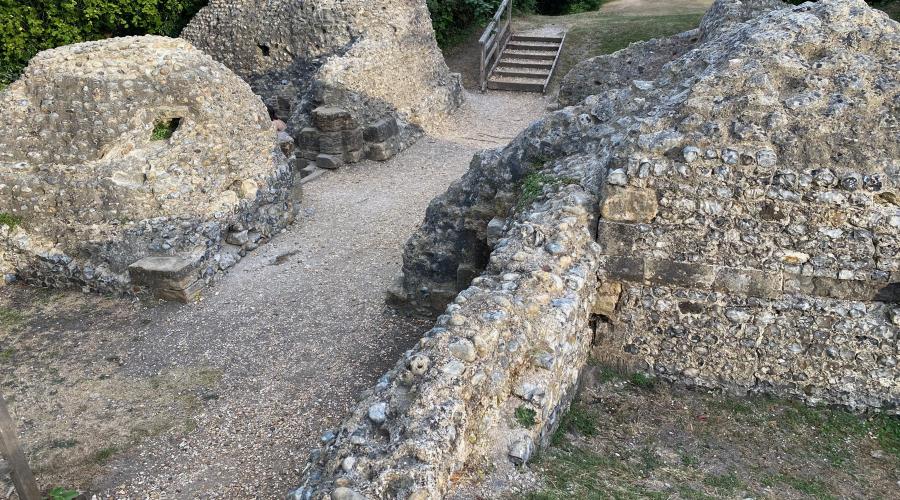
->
[[0, 0, 206, 87]]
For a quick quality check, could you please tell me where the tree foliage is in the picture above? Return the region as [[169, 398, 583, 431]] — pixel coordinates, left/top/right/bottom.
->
[[0, 0, 207, 86], [426, 0, 606, 49]]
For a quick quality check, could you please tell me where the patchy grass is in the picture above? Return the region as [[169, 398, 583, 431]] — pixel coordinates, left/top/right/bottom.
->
[[0, 212, 23, 229], [0, 305, 25, 329], [150, 118, 180, 140], [517, 171, 580, 210], [92, 446, 118, 464], [525, 362, 900, 499], [551, 402, 598, 445], [515, 405, 538, 428], [703, 471, 744, 493], [765, 473, 834, 499]]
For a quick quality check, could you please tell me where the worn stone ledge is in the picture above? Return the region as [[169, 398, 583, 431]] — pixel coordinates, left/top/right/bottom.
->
[[597, 250, 895, 302]]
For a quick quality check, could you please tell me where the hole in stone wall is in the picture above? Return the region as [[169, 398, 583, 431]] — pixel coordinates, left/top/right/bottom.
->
[[150, 118, 181, 141], [258, 44, 271, 57]]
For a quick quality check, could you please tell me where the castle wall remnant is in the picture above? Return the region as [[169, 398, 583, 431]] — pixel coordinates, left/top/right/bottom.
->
[[0, 36, 298, 300], [181, 0, 464, 168], [294, 1, 899, 497]]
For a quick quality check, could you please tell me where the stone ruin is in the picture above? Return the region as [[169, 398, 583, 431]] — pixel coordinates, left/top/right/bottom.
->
[[0, 36, 298, 301], [181, 0, 464, 172], [294, 1, 899, 498]]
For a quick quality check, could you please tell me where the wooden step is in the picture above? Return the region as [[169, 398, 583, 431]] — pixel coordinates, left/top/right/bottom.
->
[[505, 41, 560, 51], [498, 59, 555, 70], [501, 49, 557, 60], [493, 67, 551, 78], [510, 35, 564, 43], [487, 76, 546, 92]]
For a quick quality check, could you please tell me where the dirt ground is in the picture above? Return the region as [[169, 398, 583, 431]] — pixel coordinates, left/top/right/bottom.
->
[[0, 90, 550, 498]]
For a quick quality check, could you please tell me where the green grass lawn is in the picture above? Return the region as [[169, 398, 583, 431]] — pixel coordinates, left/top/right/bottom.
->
[[515, 2, 709, 93]]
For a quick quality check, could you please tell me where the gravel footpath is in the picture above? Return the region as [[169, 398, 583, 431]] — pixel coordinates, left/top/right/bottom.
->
[[85, 90, 550, 498]]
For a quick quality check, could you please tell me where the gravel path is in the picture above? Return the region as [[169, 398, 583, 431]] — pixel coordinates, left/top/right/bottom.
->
[[84, 90, 550, 498]]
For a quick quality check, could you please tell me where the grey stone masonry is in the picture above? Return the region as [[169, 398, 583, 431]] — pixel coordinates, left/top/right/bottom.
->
[[292, 1, 898, 498], [0, 37, 298, 298]]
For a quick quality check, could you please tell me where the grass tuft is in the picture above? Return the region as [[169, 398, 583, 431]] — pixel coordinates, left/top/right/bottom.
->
[[92, 446, 118, 464], [515, 405, 538, 428], [0, 212, 23, 229], [151, 118, 180, 141], [628, 372, 657, 390], [552, 402, 598, 445]]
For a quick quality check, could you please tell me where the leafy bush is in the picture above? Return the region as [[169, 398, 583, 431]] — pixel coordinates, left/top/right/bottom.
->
[[427, 0, 504, 48], [535, 0, 605, 15], [0, 0, 208, 87]]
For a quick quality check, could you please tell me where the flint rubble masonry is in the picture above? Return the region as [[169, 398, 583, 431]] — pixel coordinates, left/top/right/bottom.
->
[[0, 37, 298, 300], [292, 0, 899, 498]]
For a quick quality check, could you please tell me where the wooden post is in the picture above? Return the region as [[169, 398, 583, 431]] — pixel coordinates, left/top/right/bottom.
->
[[480, 40, 487, 92], [0, 395, 40, 500]]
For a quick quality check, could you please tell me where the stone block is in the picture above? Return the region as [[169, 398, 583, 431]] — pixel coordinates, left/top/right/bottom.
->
[[645, 258, 716, 289], [364, 117, 399, 143], [312, 106, 356, 132], [318, 131, 345, 154], [367, 139, 398, 161], [128, 254, 202, 291], [714, 266, 783, 299], [316, 154, 342, 170], [298, 127, 319, 150], [156, 278, 205, 304], [487, 217, 506, 247], [277, 131, 295, 157], [343, 128, 365, 151], [603, 256, 644, 283], [299, 149, 319, 161], [596, 220, 642, 255], [592, 281, 622, 317], [343, 149, 365, 164], [599, 186, 658, 223]]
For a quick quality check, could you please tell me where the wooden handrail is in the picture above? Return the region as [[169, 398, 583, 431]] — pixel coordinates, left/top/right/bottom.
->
[[479, 0, 514, 92]]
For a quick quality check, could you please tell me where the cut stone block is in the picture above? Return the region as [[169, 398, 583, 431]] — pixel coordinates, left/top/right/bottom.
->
[[316, 154, 342, 170], [343, 149, 364, 163], [156, 278, 205, 304], [298, 127, 319, 150], [343, 128, 364, 151], [599, 186, 658, 223], [318, 131, 345, 154], [312, 106, 356, 132], [128, 254, 202, 291], [367, 139, 398, 161], [129, 254, 206, 303], [364, 117, 399, 143]]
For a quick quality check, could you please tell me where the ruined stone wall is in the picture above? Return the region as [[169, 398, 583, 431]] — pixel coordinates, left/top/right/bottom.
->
[[293, 0, 897, 497], [0, 37, 298, 300], [182, 0, 463, 168], [293, 185, 601, 499]]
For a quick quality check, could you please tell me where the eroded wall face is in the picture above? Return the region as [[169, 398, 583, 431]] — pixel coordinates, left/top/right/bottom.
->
[[181, 0, 463, 163], [0, 37, 297, 297]]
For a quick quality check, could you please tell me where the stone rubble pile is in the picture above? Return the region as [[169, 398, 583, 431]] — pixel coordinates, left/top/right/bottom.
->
[[0, 36, 298, 300], [295, 0, 899, 497], [181, 0, 463, 168]]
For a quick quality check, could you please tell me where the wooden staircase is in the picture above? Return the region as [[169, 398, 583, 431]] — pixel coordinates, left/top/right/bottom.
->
[[478, 0, 565, 94], [487, 34, 565, 93]]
